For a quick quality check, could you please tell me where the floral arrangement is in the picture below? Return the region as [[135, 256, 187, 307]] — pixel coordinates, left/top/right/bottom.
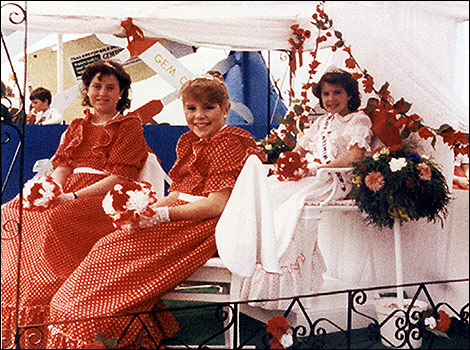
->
[[22, 175, 63, 210], [350, 143, 451, 229], [266, 316, 293, 349], [102, 180, 158, 229], [272, 151, 309, 181], [258, 1, 468, 164]]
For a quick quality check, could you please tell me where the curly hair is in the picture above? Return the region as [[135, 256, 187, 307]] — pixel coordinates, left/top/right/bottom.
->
[[178, 70, 229, 107], [313, 70, 361, 112], [80, 60, 132, 112]]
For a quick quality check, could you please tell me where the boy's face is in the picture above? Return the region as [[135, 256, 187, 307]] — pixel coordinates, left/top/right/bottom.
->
[[30, 98, 49, 113]]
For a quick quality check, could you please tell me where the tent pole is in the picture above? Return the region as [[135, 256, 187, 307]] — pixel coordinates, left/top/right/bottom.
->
[[56, 33, 63, 94], [267, 50, 271, 135]]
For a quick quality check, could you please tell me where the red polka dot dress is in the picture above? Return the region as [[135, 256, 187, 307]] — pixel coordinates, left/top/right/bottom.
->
[[1, 112, 149, 349], [44, 126, 266, 348]]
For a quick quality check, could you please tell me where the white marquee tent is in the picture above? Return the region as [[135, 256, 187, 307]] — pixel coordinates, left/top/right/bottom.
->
[[2, 1, 468, 129]]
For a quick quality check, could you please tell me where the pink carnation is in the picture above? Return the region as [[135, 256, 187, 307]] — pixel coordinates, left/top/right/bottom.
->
[[417, 163, 432, 180], [364, 171, 385, 192]]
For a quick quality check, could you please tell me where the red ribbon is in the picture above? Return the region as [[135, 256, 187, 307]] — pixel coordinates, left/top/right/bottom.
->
[[120, 18, 158, 57]]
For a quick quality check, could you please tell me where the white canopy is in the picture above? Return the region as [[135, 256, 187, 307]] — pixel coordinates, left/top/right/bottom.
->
[[2, 1, 469, 132]]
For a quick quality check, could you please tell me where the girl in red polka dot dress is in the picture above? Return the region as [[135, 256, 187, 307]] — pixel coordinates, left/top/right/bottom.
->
[[31, 71, 263, 348], [1, 60, 154, 349]]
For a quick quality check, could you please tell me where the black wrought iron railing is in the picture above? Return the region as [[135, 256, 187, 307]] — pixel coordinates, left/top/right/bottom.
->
[[1, 278, 468, 349]]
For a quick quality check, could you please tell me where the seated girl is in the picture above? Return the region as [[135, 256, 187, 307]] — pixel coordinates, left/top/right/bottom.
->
[[216, 68, 374, 309]]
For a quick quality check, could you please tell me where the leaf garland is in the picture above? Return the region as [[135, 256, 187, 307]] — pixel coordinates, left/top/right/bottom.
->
[[258, 1, 469, 163]]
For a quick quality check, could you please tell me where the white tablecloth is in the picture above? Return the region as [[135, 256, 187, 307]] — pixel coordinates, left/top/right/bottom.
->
[[317, 190, 469, 307]]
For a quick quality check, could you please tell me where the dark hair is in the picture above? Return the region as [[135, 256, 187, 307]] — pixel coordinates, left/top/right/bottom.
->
[[80, 60, 132, 112], [178, 70, 229, 107], [30, 87, 52, 105], [313, 70, 361, 112]]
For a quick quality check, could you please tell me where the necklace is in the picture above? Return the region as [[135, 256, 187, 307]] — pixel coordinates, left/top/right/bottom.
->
[[91, 111, 120, 126]]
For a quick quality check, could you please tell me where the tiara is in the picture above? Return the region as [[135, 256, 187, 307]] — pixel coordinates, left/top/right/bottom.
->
[[325, 65, 346, 74]]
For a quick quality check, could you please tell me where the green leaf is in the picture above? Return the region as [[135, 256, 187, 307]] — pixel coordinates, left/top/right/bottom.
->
[[275, 114, 285, 124], [393, 98, 412, 114], [436, 124, 453, 134], [401, 127, 411, 139], [429, 329, 450, 339], [335, 40, 344, 48], [293, 104, 304, 115], [378, 82, 389, 94], [365, 97, 379, 113], [95, 333, 119, 349]]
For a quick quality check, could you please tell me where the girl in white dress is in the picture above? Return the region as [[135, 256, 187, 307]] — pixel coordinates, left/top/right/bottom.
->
[[216, 69, 374, 309]]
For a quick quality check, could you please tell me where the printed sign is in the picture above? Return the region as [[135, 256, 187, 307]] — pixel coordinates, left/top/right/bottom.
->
[[138, 42, 194, 89], [68, 46, 139, 79]]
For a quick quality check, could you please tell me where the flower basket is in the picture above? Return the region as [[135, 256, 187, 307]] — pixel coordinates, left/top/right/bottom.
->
[[350, 145, 451, 229]]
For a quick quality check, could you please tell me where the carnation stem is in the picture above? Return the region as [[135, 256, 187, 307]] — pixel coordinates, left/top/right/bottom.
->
[[393, 218, 405, 308]]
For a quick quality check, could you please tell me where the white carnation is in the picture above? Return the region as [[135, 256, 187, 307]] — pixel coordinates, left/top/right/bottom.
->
[[280, 333, 293, 347], [424, 316, 437, 329], [102, 193, 116, 215], [389, 157, 407, 172], [125, 190, 153, 214]]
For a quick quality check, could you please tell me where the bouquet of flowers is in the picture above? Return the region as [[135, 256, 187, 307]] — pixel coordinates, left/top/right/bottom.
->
[[350, 144, 451, 229], [102, 180, 158, 229], [23, 175, 63, 210], [272, 151, 309, 181]]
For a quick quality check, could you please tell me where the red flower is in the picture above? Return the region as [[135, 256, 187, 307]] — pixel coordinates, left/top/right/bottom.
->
[[436, 310, 451, 332], [417, 163, 432, 181], [345, 57, 356, 69], [351, 73, 363, 80], [267, 316, 290, 340], [362, 75, 375, 94]]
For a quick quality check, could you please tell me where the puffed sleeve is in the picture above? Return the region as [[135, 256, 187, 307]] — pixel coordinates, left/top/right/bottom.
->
[[104, 117, 148, 180], [342, 111, 373, 152]]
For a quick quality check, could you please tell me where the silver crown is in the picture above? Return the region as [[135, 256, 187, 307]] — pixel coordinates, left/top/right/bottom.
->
[[325, 65, 345, 74]]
